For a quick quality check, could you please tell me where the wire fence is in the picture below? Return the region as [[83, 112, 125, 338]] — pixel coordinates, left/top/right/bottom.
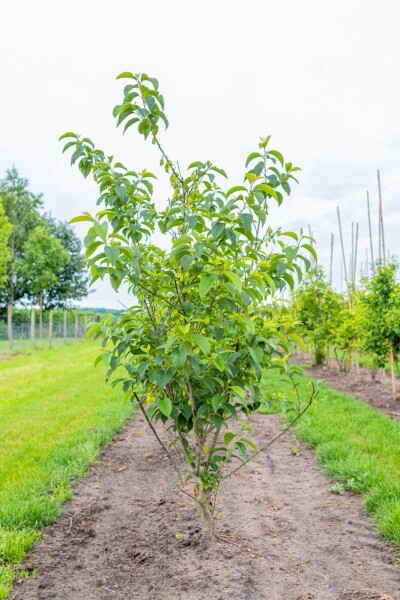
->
[[0, 310, 104, 355]]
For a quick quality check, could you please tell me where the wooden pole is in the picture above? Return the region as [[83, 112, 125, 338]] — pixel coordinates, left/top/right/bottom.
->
[[39, 291, 43, 338], [74, 313, 79, 340], [63, 310, 67, 343], [377, 170, 386, 265], [351, 221, 354, 286], [353, 222, 359, 286], [329, 233, 334, 286], [48, 309, 53, 347], [390, 344, 397, 405], [31, 308, 36, 346], [337, 207, 350, 303], [308, 224, 315, 266], [7, 300, 13, 352], [84, 314, 88, 338], [340, 261, 343, 293], [367, 191, 374, 273]]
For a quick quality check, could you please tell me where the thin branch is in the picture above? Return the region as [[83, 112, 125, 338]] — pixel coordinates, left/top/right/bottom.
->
[[134, 392, 196, 501], [222, 383, 318, 481]]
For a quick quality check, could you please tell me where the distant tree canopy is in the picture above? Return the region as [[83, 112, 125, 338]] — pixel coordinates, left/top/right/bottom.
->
[[45, 219, 90, 309], [0, 201, 12, 289], [0, 166, 90, 346]]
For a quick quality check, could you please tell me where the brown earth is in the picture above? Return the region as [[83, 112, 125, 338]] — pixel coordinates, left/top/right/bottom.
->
[[294, 357, 400, 420], [11, 413, 399, 600]]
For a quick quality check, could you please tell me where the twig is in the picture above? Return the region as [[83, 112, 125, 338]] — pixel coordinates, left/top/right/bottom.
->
[[222, 383, 318, 481], [134, 392, 196, 501]]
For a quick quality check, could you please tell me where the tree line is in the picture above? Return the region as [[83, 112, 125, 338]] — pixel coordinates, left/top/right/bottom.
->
[[0, 167, 89, 350], [292, 262, 400, 403]]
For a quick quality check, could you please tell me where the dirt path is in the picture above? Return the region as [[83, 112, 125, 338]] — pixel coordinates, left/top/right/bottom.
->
[[12, 413, 399, 600]]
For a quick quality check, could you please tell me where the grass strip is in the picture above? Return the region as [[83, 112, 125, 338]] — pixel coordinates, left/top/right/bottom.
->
[[0, 342, 133, 598], [262, 369, 400, 548]]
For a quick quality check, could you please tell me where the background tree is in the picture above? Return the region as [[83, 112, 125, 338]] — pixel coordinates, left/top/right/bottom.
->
[[62, 70, 316, 536], [292, 266, 343, 364], [331, 292, 365, 372], [0, 167, 43, 350], [44, 218, 90, 308], [17, 225, 69, 337], [361, 262, 400, 403], [0, 202, 12, 290]]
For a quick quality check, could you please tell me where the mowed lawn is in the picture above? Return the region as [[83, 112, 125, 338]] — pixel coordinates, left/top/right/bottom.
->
[[262, 369, 400, 549], [0, 342, 133, 598]]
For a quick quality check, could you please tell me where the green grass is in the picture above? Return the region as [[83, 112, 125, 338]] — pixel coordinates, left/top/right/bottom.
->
[[0, 337, 77, 359], [262, 369, 400, 548], [0, 342, 133, 598]]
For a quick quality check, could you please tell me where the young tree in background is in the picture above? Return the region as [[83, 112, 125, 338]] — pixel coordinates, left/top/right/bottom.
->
[[0, 167, 43, 350], [17, 225, 69, 337], [293, 266, 343, 364], [362, 262, 400, 403]]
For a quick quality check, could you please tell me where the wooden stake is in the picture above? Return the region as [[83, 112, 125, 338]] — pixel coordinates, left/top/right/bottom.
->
[[31, 308, 36, 345], [353, 222, 359, 286], [377, 170, 386, 266], [390, 343, 397, 405], [74, 313, 79, 340], [351, 221, 354, 286], [63, 310, 67, 343], [48, 309, 53, 347], [7, 300, 13, 352], [337, 207, 350, 305], [367, 191, 374, 273]]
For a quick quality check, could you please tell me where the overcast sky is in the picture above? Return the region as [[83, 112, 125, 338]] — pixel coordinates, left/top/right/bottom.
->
[[1, 0, 399, 308]]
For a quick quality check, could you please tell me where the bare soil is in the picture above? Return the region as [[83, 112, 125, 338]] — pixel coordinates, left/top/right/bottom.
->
[[296, 359, 400, 420], [11, 413, 399, 600]]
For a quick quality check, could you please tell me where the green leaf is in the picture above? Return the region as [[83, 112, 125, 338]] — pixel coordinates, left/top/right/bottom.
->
[[117, 71, 135, 79], [249, 346, 264, 364], [181, 254, 194, 269], [254, 183, 278, 200], [104, 245, 120, 265], [152, 370, 173, 389], [302, 243, 317, 262], [210, 415, 224, 431], [158, 396, 172, 417], [245, 152, 262, 167], [289, 333, 307, 352], [252, 205, 267, 225], [199, 275, 216, 298], [69, 214, 94, 224], [231, 385, 245, 400], [281, 231, 298, 242], [210, 166, 228, 178], [239, 213, 253, 231], [226, 185, 247, 197], [94, 221, 108, 242], [224, 271, 242, 291], [268, 149, 284, 166], [123, 117, 140, 133], [211, 222, 224, 239], [211, 395, 224, 411], [224, 432, 235, 446], [190, 333, 211, 354], [171, 346, 187, 369], [59, 132, 77, 141], [264, 274, 276, 294], [188, 161, 204, 169]]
